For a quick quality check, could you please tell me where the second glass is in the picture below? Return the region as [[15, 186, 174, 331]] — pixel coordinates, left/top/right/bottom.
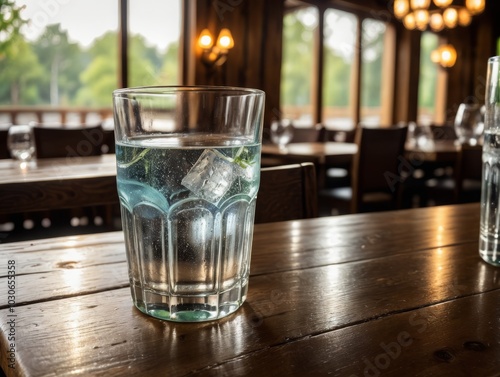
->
[[7, 125, 35, 161], [113, 86, 265, 322]]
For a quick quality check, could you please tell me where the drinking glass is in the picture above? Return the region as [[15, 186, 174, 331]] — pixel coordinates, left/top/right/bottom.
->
[[270, 118, 294, 150], [113, 86, 265, 322], [7, 125, 35, 161], [454, 103, 483, 145], [480, 56, 500, 266]]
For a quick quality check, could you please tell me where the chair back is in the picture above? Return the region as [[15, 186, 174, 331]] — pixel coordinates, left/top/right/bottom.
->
[[323, 128, 356, 143], [255, 162, 317, 223], [290, 124, 324, 143], [351, 125, 408, 213], [34, 125, 104, 158], [0, 129, 9, 159], [454, 143, 482, 201], [430, 124, 457, 141]]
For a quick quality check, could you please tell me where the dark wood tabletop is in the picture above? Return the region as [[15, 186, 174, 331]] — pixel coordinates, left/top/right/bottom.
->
[[0, 154, 118, 215], [1, 202, 499, 376]]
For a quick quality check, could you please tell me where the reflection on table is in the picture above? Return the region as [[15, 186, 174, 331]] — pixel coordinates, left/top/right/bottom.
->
[[1, 203, 499, 376]]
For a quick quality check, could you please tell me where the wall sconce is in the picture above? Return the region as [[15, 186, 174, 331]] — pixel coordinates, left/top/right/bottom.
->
[[431, 44, 457, 68], [198, 28, 234, 67]]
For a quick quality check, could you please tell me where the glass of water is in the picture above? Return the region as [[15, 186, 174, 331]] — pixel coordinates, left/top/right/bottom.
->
[[454, 103, 483, 145], [480, 56, 500, 266], [7, 125, 36, 161], [270, 118, 294, 150], [113, 86, 265, 322]]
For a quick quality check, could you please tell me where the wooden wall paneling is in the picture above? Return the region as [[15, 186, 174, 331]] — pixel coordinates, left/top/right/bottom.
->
[[261, 0, 285, 132], [393, 26, 421, 123]]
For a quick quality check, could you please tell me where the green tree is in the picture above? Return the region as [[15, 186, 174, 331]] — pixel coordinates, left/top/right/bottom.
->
[[0, 35, 43, 104], [33, 24, 85, 105], [0, 0, 27, 59], [157, 41, 179, 85], [77, 32, 117, 106], [280, 9, 315, 108]]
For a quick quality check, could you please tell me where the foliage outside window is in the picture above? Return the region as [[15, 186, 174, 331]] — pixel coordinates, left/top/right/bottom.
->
[[0, 0, 180, 125], [418, 32, 440, 125], [280, 5, 317, 127], [322, 9, 357, 130], [360, 19, 386, 127]]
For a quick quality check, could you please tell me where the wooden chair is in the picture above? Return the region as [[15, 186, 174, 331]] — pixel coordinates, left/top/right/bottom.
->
[[34, 124, 104, 159], [290, 123, 324, 143], [255, 163, 318, 223], [30, 124, 115, 234], [319, 125, 408, 215], [0, 129, 9, 159], [424, 143, 482, 205]]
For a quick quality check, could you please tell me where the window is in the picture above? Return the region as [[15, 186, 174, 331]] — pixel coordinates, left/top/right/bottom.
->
[[360, 18, 391, 127], [280, 5, 317, 127], [0, 0, 181, 125], [281, 3, 396, 131], [322, 9, 357, 130], [128, 0, 181, 87], [418, 32, 447, 125]]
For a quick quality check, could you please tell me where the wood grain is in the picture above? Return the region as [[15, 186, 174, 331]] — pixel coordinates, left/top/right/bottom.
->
[[1, 203, 498, 377]]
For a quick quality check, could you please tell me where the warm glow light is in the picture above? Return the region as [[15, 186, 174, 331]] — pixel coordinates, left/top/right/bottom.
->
[[431, 44, 457, 68], [198, 28, 234, 67], [394, 0, 410, 19], [198, 29, 213, 49], [414, 9, 429, 30], [434, 0, 453, 7], [395, 0, 481, 30], [439, 44, 457, 68], [466, 0, 485, 15], [443, 7, 458, 28], [429, 12, 444, 31], [431, 49, 441, 63], [216, 28, 234, 50], [411, 0, 431, 10], [457, 7, 472, 26], [403, 13, 416, 29]]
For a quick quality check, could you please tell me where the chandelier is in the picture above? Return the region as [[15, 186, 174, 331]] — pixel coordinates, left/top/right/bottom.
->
[[393, 0, 485, 31]]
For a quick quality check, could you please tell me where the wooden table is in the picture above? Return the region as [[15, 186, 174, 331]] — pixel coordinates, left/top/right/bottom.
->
[[2, 203, 500, 376], [405, 140, 461, 163], [262, 141, 357, 165], [0, 154, 118, 215]]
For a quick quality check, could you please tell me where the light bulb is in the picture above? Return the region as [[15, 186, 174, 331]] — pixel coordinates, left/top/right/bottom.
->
[[198, 29, 213, 49], [394, 0, 410, 19], [403, 13, 417, 29], [443, 7, 458, 28], [433, 0, 453, 7], [457, 7, 472, 26], [466, 0, 485, 15], [429, 13, 444, 31]]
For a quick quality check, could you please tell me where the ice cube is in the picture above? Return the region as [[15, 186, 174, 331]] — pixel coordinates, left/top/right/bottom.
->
[[181, 149, 241, 204]]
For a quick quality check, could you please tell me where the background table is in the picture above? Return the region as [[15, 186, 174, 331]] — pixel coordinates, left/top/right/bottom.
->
[[1, 203, 499, 376], [0, 154, 118, 215]]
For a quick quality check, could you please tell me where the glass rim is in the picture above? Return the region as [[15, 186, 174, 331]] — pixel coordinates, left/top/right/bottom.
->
[[489, 56, 500, 63], [113, 85, 265, 98]]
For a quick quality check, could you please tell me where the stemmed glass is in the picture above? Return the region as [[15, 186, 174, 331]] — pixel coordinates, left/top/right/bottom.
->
[[7, 125, 36, 162], [270, 119, 294, 151], [454, 103, 483, 145]]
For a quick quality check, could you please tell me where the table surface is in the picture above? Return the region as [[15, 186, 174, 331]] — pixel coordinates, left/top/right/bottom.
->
[[0, 155, 118, 215], [1, 202, 500, 376]]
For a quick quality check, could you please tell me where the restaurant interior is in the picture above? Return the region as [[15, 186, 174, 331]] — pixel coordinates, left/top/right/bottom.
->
[[0, 0, 498, 242], [3, 2, 500, 376]]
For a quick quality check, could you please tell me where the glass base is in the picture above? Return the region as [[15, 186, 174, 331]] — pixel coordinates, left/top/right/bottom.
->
[[130, 280, 248, 322]]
